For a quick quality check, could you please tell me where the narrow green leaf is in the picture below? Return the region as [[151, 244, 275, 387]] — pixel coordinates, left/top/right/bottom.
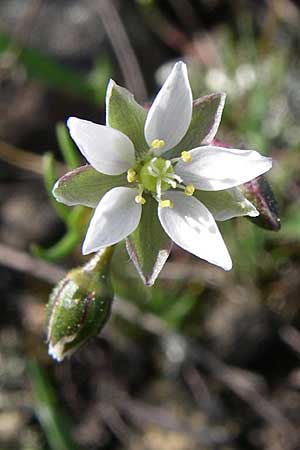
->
[[195, 187, 258, 221], [43, 153, 69, 222], [67, 205, 86, 231], [166, 93, 226, 158], [126, 196, 172, 286], [56, 123, 80, 170], [27, 360, 79, 450], [87, 55, 113, 104], [0, 32, 98, 102], [53, 165, 128, 208], [31, 230, 81, 261], [164, 295, 197, 329], [106, 80, 148, 158]]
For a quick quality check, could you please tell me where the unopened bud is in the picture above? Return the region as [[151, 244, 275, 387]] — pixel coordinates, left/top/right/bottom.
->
[[47, 247, 114, 362], [212, 139, 280, 231], [240, 175, 281, 231]]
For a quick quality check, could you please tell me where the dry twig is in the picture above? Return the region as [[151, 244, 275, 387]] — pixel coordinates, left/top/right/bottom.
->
[[0, 140, 64, 176], [87, 0, 147, 103]]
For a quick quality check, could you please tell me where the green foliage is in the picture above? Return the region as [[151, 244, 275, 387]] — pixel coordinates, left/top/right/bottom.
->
[[0, 32, 111, 103], [56, 123, 81, 170], [28, 360, 80, 450], [32, 125, 88, 261]]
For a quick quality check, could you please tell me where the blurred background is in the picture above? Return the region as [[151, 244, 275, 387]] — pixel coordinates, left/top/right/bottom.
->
[[1, 0, 300, 449]]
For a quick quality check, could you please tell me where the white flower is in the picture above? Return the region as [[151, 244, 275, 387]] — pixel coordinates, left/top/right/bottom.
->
[[54, 62, 272, 272]]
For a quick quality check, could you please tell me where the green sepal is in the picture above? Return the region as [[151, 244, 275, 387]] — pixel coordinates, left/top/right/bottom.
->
[[106, 80, 148, 158], [53, 164, 128, 208], [195, 187, 259, 221], [166, 93, 226, 158], [240, 175, 281, 231], [47, 247, 114, 361], [126, 196, 172, 286]]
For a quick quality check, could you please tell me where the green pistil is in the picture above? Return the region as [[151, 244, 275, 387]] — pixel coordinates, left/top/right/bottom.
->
[[140, 157, 173, 193]]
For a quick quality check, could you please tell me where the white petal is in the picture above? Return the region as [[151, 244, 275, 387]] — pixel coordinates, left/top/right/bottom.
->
[[158, 192, 232, 271], [82, 187, 141, 254], [144, 61, 193, 152], [67, 117, 135, 175], [175, 145, 272, 191]]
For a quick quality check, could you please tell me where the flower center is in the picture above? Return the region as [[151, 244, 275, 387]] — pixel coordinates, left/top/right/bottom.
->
[[140, 157, 174, 193], [127, 150, 194, 208]]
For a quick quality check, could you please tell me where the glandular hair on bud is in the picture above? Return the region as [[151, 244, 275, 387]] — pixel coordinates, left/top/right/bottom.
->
[[47, 246, 114, 362]]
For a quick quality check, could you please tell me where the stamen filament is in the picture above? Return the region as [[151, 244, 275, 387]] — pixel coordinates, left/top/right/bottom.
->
[[147, 166, 157, 177], [163, 160, 171, 173], [162, 177, 176, 188], [156, 179, 162, 200], [168, 173, 183, 183]]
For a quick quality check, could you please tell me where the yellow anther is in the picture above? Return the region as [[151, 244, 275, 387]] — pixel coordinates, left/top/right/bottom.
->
[[184, 184, 195, 196], [135, 195, 146, 205], [127, 168, 136, 183], [151, 139, 165, 149], [159, 199, 173, 208], [181, 151, 192, 163]]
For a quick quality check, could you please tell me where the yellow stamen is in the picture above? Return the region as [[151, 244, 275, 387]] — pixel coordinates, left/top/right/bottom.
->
[[184, 184, 195, 196], [135, 195, 146, 205], [159, 199, 173, 208], [151, 139, 165, 149], [127, 168, 136, 183], [181, 151, 192, 163]]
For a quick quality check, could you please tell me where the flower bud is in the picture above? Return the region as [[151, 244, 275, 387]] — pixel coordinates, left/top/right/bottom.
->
[[47, 247, 114, 361], [240, 175, 281, 231], [212, 139, 280, 231]]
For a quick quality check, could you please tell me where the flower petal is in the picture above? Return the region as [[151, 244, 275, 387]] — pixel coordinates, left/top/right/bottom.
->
[[67, 117, 135, 175], [175, 145, 272, 191], [158, 192, 232, 271], [144, 61, 192, 152], [82, 187, 141, 254], [53, 165, 128, 207]]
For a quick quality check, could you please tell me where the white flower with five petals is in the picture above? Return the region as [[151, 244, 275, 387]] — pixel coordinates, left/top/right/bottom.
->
[[53, 62, 272, 282]]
